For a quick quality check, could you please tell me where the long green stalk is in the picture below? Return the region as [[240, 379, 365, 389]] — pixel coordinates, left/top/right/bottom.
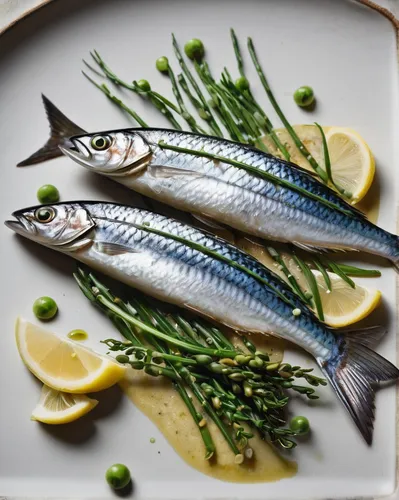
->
[[229, 31, 291, 160], [82, 72, 148, 127], [314, 122, 350, 199], [174, 382, 216, 459], [172, 34, 223, 137], [177, 73, 212, 124], [247, 37, 328, 182], [293, 254, 324, 321], [167, 64, 207, 134], [89, 51, 183, 130], [98, 293, 237, 357], [266, 246, 310, 304]]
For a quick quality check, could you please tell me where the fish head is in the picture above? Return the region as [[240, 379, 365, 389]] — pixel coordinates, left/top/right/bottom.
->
[[60, 131, 151, 175], [5, 203, 95, 250]]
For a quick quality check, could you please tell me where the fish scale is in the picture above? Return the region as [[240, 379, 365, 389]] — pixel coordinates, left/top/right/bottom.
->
[[83, 202, 306, 310], [80, 204, 335, 354]]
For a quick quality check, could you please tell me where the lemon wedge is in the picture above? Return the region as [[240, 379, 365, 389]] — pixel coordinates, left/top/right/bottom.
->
[[31, 385, 98, 424], [309, 270, 380, 328], [16, 317, 126, 393], [263, 125, 375, 204], [324, 127, 375, 204], [277, 256, 381, 327]]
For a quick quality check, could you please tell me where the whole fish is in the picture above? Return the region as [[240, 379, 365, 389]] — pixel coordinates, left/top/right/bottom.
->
[[5, 200, 399, 443], [18, 96, 399, 269]]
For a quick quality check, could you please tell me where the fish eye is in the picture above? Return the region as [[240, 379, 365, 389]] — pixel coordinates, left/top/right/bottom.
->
[[35, 207, 55, 223], [91, 135, 111, 151]]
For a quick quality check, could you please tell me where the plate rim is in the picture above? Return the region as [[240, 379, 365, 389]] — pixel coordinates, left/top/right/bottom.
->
[[0, 1, 398, 499], [0, 0, 397, 40]]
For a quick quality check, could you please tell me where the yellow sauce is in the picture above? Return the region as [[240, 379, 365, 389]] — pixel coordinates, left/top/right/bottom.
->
[[67, 329, 88, 341], [357, 177, 380, 224], [120, 331, 296, 483]]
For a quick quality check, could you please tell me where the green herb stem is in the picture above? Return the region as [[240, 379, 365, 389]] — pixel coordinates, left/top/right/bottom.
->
[[172, 34, 223, 137], [247, 38, 328, 182]]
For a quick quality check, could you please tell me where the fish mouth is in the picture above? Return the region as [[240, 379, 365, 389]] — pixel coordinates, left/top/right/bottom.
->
[[59, 138, 94, 169], [5, 213, 37, 238]]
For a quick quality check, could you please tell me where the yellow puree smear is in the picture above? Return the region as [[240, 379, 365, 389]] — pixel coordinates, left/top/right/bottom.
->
[[120, 326, 296, 483]]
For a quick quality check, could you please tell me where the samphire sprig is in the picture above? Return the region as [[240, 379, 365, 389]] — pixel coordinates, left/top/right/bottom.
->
[[74, 267, 326, 457]]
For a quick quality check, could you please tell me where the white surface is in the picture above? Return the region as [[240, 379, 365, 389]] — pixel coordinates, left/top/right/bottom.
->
[[0, 0, 398, 499]]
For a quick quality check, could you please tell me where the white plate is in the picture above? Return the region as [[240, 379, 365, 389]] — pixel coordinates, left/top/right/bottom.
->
[[0, 0, 398, 498]]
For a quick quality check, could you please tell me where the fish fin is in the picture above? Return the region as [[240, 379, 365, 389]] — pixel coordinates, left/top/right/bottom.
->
[[318, 334, 399, 444], [183, 302, 244, 331], [340, 325, 387, 348], [292, 242, 329, 254], [148, 164, 203, 179], [61, 237, 93, 253], [183, 303, 220, 323], [292, 241, 354, 254], [93, 241, 139, 256], [241, 235, 266, 248], [17, 94, 86, 167], [192, 214, 230, 232]]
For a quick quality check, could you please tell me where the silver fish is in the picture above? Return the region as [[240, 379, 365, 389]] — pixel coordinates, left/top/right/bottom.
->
[[18, 96, 399, 269], [5, 200, 399, 444]]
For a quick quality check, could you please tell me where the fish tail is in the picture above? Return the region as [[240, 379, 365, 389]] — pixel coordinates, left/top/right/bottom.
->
[[17, 95, 86, 167], [318, 326, 399, 444]]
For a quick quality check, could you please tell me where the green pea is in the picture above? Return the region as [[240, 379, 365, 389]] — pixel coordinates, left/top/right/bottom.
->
[[235, 76, 250, 92], [136, 79, 151, 92], [293, 86, 315, 107], [156, 56, 169, 73], [105, 463, 131, 490], [37, 184, 60, 204], [184, 38, 205, 61], [290, 415, 310, 435], [32, 296, 58, 320]]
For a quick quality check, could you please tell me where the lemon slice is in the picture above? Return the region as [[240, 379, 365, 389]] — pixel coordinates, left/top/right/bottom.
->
[[278, 257, 381, 327], [324, 127, 375, 203], [16, 317, 126, 393], [308, 270, 380, 327], [31, 385, 98, 424], [262, 125, 375, 204], [313, 270, 381, 327]]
